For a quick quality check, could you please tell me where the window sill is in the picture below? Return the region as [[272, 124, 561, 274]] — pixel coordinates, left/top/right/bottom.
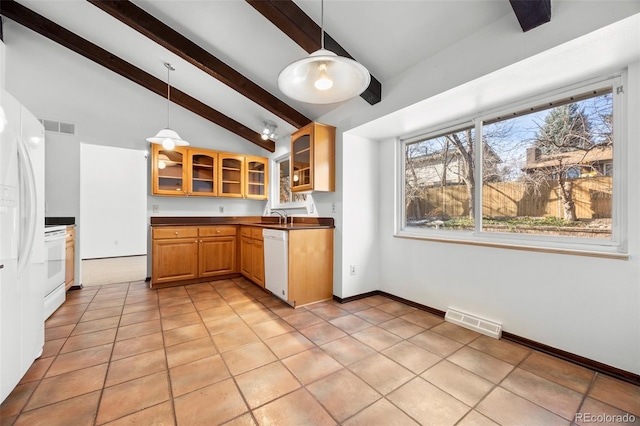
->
[[394, 232, 629, 260]]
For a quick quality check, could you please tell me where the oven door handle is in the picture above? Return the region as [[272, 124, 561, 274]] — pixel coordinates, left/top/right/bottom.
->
[[44, 233, 68, 242]]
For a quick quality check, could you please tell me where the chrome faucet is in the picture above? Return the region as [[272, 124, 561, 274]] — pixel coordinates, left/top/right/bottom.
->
[[270, 209, 287, 225]]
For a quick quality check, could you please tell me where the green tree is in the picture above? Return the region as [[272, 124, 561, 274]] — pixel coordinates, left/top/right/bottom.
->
[[528, 103, 597, 221], [535, 103, 594, 154]]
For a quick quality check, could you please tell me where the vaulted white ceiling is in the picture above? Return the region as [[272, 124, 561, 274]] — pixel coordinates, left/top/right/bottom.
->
[[7, 0, 514, 148]]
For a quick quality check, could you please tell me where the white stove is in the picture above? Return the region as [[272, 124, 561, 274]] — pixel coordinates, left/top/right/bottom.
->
[[44, 225, 67, 318]]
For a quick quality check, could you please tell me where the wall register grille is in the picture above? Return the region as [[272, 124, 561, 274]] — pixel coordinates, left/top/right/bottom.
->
[[39, 119, 76, 135], [445, 308, 502, 339]]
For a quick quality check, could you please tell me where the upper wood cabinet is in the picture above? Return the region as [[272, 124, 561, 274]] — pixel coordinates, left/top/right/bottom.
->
[[219, 153, 245, 198], [187, 149, 218, 197], [152, 145, 188, 195], [152, 145, 267, 199], [291, 122, 336, 193], [245, 156, 268, 200]]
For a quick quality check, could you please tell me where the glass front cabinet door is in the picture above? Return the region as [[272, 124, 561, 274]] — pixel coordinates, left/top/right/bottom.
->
[[245, 156, 268, 200], [187, 149, 217, 196], [219, 153, 245, 198], [290, 122, 335, 193], [152, 144, 188, 195], [291, 126, 312, 192]]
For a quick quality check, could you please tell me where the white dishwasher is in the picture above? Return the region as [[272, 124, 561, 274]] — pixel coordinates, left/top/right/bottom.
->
[[263, 229, 289, 302]]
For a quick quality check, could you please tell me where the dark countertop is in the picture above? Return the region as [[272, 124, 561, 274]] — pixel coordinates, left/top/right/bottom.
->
[[150, 216, 334, 229], [45, 216, 76, 226]]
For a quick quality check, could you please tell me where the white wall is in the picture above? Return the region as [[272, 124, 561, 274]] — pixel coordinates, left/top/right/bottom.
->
[[341, 133, 379, 297], [80, 144, 147, 259], [44, 132, 80, 219], [332, 9, 640, 375]]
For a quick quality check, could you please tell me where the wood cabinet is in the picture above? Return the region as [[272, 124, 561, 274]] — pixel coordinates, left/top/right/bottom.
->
[[151, 226, 237, 286], [198, 226, 237, 277], [218, 153, 245, 198], [291, 122, 336, 193], [152, 227, 199, 285], [65, 226, 75, 290], [152, 145, 267, 199], [187, 149, 218, 197], [240, 227, 264, 286], [280, 229, 334, 307], [152, 145, 188, 195], [245, 156, 268, 200]]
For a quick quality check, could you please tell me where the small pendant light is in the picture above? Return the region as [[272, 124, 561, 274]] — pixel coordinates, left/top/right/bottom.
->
[[147, 62, 189, 150], [277, 0, 370, 104]]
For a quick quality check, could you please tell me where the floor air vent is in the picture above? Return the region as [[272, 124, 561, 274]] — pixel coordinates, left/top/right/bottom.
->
[[445, 309, 502, 339], [40, 119, 76, 135]]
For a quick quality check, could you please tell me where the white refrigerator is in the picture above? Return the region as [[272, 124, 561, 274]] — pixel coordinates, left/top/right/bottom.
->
[[0, 88, 46, 403]]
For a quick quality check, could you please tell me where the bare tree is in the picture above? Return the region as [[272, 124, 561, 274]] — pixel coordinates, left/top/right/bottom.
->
[[446, 129, 475, 219]]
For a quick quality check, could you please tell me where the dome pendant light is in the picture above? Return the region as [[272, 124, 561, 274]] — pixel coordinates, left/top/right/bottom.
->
[[147, 62, 189, 150], [277, 0, 370, 104]]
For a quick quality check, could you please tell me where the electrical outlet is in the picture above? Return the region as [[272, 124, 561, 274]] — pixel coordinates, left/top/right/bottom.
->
[[350, 265, 356, 276], [152, 204, 160, 213], [308, 203, 314, 214], [114, 240, 118, 245], [219, 206, 224, 213], [331, 202, 336, 213]]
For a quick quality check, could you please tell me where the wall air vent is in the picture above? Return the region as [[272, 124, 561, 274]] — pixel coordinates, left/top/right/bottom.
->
[[39, 119, 76, 135], [445, 308, 502, 339]]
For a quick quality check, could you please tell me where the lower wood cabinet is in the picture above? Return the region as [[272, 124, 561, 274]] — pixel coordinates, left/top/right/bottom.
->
[[198, 227, 237, 277], [65, 226, 75, 290], [285, 229, 334, 307], [239, 226, 264, 286], [152, 226, 237, 286]]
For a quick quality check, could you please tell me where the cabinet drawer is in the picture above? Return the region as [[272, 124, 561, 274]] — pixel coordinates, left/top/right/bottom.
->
[[251, 227, 264, 240], [153, 227, 198, 239], [199, 226, 237, 237], [240, 227, 252, 238]]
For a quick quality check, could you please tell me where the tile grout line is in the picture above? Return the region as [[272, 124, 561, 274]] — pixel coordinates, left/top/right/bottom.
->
[[571, 372, 599, 426]]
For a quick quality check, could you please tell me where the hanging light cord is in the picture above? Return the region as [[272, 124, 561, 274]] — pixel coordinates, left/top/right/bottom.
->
[[320, 0, 325, 49], [165, 62, 174, 129]]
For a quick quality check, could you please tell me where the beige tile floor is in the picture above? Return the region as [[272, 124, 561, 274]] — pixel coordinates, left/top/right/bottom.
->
[[1, 278, 639, 425]]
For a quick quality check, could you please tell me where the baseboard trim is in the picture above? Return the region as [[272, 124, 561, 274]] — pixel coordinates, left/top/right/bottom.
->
[[333, 291, 378, 304], [501, 332, 640, 386], [334, 289, 640, 387]]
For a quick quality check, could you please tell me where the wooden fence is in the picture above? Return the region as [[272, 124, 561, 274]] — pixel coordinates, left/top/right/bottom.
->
[[409, 176, 612, 220]]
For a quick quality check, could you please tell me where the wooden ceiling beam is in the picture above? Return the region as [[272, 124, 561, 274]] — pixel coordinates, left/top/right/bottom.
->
[[0, 0, 274, 151], [88, 0, 310, 129], [247, 0, 382, 106], [509, 0, 551, 32]]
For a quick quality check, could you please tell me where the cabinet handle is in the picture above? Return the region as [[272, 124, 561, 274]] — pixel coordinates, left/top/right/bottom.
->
[[216, 230, 220, 234], [175, 232, 179, 235]]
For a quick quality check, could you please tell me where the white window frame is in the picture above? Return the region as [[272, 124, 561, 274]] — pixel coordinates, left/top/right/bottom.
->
[[396, 73, 627, 258], [271, 153, 307, 209]]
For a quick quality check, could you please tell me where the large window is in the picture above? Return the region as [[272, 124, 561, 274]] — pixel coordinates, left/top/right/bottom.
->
[[400, 76, 624, 254]]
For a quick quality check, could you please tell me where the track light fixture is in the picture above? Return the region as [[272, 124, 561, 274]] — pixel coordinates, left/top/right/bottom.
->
[[261, 120, 278, 141]]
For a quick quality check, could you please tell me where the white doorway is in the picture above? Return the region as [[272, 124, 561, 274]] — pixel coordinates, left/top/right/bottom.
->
[[79, 144, 147, 285]]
